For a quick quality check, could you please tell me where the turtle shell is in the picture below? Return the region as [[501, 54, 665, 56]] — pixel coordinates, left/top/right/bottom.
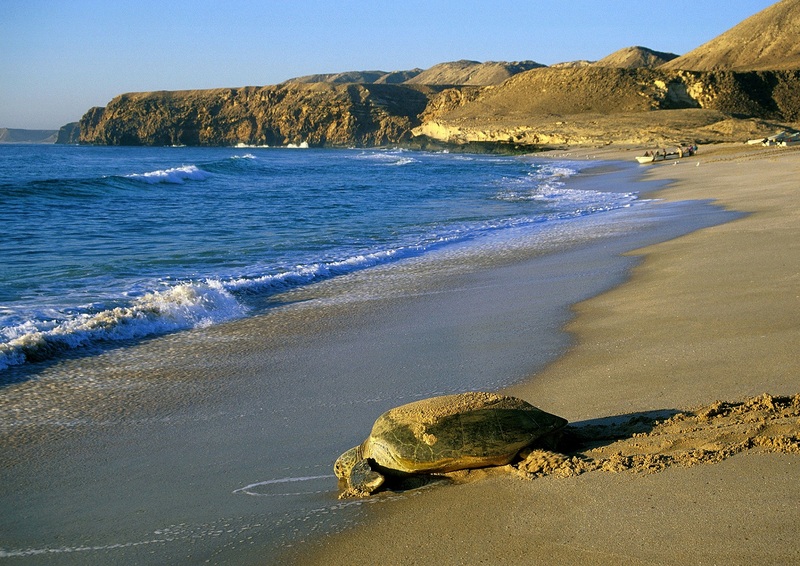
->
[[363, 392, 567, 474]]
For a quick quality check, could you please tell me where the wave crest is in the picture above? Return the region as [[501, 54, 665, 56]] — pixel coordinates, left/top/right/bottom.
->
[[0, 282, 245, 370], [125, 165, 210, 184]]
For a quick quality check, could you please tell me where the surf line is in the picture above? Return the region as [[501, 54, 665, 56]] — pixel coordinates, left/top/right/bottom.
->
[[0, 537, 174, 558], [233, 474, 336, 497]]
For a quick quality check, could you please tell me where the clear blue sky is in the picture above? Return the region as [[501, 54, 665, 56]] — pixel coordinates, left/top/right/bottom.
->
[[1, 0, 778, 129]]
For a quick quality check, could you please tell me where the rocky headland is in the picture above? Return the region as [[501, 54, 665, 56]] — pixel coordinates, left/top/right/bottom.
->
[[65, 1, 800, 149], [77, 83, 439, 147]]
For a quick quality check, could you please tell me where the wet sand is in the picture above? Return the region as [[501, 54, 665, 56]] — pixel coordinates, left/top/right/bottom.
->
[[297, 144, 800, 565]]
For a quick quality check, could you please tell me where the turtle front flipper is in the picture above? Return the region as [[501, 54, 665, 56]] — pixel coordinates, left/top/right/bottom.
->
[[341, 459, 385, 498]]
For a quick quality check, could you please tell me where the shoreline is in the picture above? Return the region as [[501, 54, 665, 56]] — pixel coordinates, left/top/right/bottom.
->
[[1, 145, 792, 564], [294, 143, 800, 565]]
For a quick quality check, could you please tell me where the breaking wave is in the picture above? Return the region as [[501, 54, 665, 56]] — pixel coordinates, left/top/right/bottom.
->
[[124, 164, 211, 184], [0, 282, 245, 371]]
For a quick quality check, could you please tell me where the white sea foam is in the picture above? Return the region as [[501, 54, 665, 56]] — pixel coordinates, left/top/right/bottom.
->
[[494, 161, 589, 202], [353, 149, 416, 166], [0, 282, 246, 370], [389, 156, 418, 166], [233, 475, 336, 497], [223, 250, 404, 294], [125, 164, 210, 184], [494, 162, 569, 201]]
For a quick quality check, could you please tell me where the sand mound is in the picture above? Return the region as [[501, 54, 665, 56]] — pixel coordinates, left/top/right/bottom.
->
[[514, 393, 800, 479]]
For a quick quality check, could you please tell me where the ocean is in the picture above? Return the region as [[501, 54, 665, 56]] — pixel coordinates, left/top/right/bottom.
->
[[0, 144, 637, 374], [1, 144, 736, 564]]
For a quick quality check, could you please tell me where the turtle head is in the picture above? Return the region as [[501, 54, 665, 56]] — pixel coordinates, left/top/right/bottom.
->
[[334, 444, 364, 479], [345, 459, 385, 497], [335, 443, 385, 498]]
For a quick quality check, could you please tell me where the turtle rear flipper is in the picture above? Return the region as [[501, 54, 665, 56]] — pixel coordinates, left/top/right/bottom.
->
[[342, 459, 385, 498]]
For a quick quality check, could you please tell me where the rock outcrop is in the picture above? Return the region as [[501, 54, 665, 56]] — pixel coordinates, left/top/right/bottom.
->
[[56, 122, 81, 144], [78, 83, 438, 147]]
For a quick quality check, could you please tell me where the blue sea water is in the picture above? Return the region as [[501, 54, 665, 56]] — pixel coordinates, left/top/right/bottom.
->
[[0, 144, 638, 372]]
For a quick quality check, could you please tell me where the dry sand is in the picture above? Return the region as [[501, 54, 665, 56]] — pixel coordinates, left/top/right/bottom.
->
[[295, 143, 800, 565]]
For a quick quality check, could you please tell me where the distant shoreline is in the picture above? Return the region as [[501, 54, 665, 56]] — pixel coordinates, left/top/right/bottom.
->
[[0, 128, 58, 144]]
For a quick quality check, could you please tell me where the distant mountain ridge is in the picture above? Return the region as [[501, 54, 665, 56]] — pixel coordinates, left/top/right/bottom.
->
[[287, 60, 545, 87], [286, 69, 423, 85], [284, 51, 678, 88], [286, 48, 675, 89], [0, 128, 58, 143], [403, 60, 545, 85]]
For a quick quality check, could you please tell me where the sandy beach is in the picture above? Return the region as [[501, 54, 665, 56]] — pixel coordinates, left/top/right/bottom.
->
[[295, 143, 800, 565]]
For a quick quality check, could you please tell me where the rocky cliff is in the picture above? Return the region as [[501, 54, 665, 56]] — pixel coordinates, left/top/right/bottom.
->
[[78, 83, 438, 147], [56, 122, 81, 144]]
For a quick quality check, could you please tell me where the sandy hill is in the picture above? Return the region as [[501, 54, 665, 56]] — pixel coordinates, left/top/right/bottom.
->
[[662, 0, 800, 70], [594, 46, 678, 68], [404, 60, 545, 85]]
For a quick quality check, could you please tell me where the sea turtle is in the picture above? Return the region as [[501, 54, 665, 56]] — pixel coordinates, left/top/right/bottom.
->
[[334, 391, 568, 497]]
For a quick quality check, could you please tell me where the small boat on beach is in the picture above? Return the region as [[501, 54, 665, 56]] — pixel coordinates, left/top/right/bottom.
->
[[636, 145, 697, 164], [748, 131, 800, 147]]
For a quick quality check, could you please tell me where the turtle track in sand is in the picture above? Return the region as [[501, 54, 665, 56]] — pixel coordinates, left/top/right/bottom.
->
[[437, 394, 799, 485], [514, 393, 800, 479]]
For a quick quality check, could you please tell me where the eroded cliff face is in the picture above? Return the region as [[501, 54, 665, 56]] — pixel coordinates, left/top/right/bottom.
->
[[76, 68, 800, 148], [79, 83, 436, 147]]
